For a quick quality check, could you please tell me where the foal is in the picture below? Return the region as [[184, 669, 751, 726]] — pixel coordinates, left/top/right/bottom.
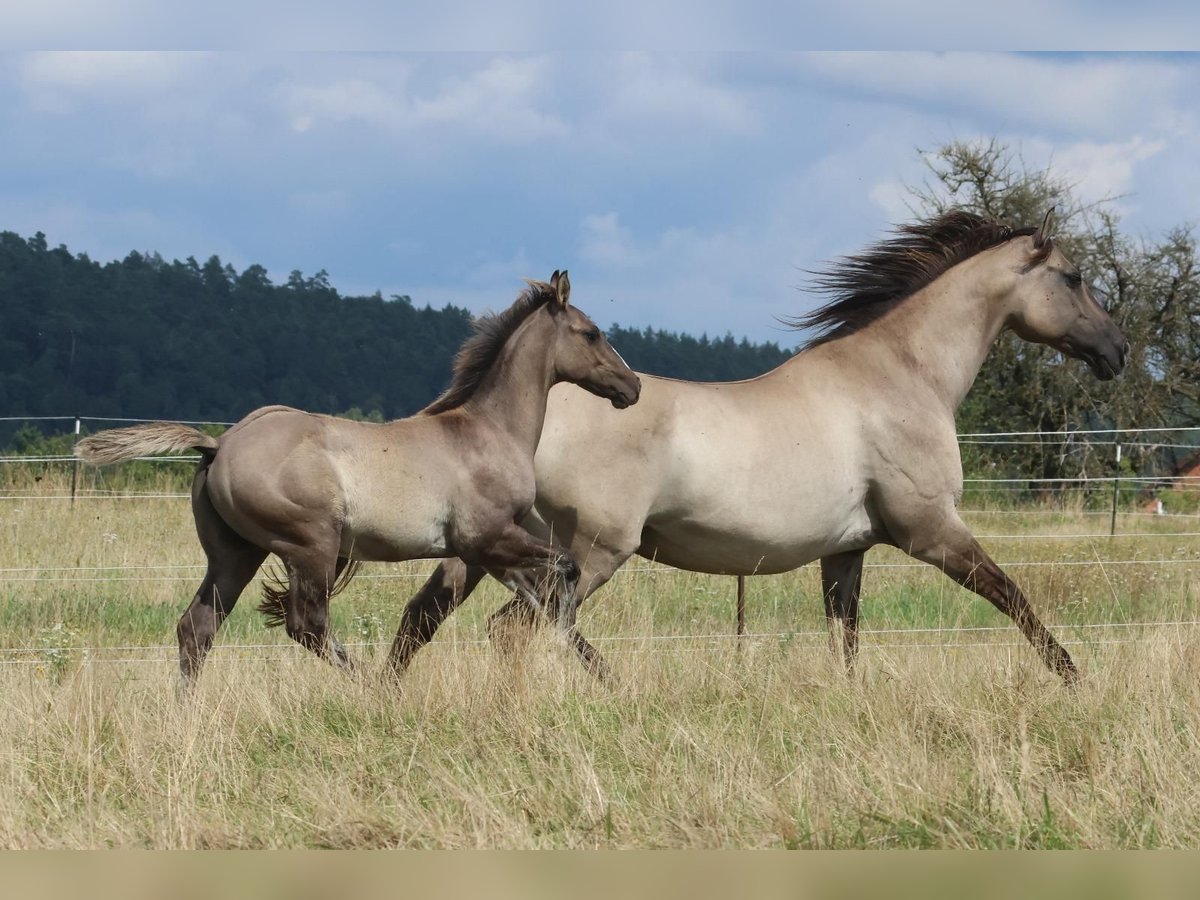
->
[[76, 271, 640, 689]]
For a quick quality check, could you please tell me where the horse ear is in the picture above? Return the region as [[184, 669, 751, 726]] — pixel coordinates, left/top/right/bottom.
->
[[1033, 207, 1055, 249], [551, 269, 571, 308]]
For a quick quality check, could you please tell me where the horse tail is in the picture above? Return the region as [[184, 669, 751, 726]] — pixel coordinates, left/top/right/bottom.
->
[[74, 422, 220, 466], [258, 559, 365, 628]]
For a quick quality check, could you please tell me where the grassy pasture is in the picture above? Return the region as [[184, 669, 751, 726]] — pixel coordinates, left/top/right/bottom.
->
[[0, 468, 1198, 848]]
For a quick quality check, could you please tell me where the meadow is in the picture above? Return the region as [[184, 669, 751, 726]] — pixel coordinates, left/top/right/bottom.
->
[[1, 464, 1198, 848]]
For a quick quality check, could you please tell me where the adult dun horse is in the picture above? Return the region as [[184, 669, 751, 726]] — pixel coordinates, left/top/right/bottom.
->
[[75, 272, 641, 688], [391, 211, 1128, 685]]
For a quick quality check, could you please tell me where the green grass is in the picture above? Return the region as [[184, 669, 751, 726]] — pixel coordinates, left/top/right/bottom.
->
[[0, 473, 1198, 847]]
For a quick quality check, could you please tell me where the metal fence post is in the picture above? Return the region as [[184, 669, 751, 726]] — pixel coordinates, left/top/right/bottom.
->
[[1110, 441, 1121, 537], [69, 415, 81, 505]]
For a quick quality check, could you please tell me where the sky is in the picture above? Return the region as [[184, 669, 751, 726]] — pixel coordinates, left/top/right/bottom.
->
[[2, 51, 1198, 345]]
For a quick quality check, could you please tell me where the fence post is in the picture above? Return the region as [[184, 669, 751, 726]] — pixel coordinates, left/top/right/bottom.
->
[[736, 575, 746, 644], [1110, 441, 1121, 537], [69, 415, 81, 505]]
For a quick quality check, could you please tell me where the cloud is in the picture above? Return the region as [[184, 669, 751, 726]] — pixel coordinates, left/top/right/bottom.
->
[[579, 212, 642, 267], [866, 137, 1167, 221], [794, 1, 1200, 49], [0, 194, 240, 269], [288, 189, 353, 216], [797, 52, 1188, 138], [412, 57, 564, 136], [597, 54, 760, 135], [282, 77, 406, 132], [1044, 138, 1166, 205], [571, 206, 818, 339], [867, 180, 916, 223], [279, 56, 567, 141], [4, 51, 1198, 346], [19, 52, 208, 109]]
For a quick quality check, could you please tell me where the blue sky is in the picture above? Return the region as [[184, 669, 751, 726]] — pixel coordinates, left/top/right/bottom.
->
[[2, 51, 1198, 343]]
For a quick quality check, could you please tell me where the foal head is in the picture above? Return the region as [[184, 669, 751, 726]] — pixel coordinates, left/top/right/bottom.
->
[[1002, 209, 1129, 380], [542, 270, 641, 408]]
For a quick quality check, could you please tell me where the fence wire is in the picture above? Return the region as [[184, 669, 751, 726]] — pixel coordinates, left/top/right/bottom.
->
[[0, 418, 1196, 671]]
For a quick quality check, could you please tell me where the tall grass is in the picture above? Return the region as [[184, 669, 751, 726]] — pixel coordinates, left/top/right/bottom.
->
[[0, 473, 1197, 847]]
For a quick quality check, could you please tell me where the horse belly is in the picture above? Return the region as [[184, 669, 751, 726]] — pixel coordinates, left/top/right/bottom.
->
[[339, 482, 452, 562], [341, 526, 450, 562], [639, 498, 876, 576]]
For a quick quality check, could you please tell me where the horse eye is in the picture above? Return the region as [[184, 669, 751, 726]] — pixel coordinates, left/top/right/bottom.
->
[[1064, 271, 1083, 289], [585, 330, 600, 344]]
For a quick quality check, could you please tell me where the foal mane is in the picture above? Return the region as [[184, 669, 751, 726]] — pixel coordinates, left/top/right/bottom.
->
[[788, 210, 1047, 349], [421, 279, 556, 415]]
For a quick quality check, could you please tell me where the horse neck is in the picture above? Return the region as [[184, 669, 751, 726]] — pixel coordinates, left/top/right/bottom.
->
[[462, 309, 557, 454], [846, 254, 1012, 414]]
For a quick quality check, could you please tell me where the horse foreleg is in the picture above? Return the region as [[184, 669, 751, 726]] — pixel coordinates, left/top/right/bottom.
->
[[820, 550, 864, 674], [464, 523, 594, 674], [487, 537, 632, 682], [486, 594, 612, 681], [386, 558, 486, 680], [903, 519, 1078, 685], [486, 595, 539, 654]]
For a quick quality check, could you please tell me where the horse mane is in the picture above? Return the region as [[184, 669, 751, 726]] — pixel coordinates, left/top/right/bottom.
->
[[787, 210, 1046, 349], [421, 279, 557, 415]]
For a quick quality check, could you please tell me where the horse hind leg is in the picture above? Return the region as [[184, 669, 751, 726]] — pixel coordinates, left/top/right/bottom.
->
[[178, 550, 266, 692], [178, 470, 268, 693], [820, 550, 864, 675], [265, 552, 358, 672]]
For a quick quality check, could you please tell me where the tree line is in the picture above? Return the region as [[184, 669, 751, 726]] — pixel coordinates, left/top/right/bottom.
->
[[0, 234, 792, 430]]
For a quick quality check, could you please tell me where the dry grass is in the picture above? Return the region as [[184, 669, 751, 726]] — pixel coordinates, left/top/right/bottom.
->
[[0, 471, 1198, 848]]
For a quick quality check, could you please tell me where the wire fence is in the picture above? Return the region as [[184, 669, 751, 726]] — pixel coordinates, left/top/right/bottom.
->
[[0, 415, 1197, 671], [3, 620, 1199, 670], [0, 551, 1197, 585]]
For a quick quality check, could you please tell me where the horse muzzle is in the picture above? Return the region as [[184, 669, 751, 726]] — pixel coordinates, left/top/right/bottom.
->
[[1059, 336, 1128, 382], [609, 374, 641, 409], [1087, 338, 1130, 381]]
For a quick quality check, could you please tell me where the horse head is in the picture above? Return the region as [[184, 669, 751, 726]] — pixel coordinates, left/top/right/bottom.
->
[[1006, 209, 1129, 380], [544, 270, 641, 408]]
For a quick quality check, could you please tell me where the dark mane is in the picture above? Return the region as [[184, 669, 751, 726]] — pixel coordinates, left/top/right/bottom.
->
[[788, 210, 1045, 349], [421, 280, 556, 415]]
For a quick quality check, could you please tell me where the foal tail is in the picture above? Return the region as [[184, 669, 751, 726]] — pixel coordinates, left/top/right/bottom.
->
[[74, 422, 220, 466]]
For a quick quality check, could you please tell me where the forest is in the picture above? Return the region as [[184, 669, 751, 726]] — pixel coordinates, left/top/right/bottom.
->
[[0, 233, 791, 425]]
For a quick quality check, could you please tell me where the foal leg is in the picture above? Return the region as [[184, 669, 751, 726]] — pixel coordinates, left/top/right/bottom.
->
[[386, 558, 487, 680], [177, 469, 267, 692], [282, 551, 357, 671], [900, 515, 1078, 685], [487, 538, 636, 681], [820, 550, 864, 674], [464, 523, 581, 630]]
